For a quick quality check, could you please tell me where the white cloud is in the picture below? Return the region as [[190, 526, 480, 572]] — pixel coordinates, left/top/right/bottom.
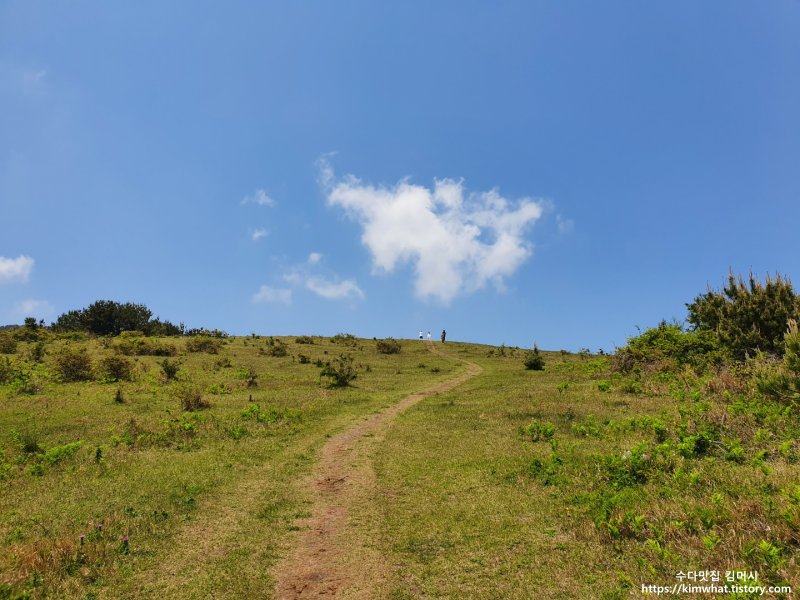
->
[[0, 255, 35, 284], [305, 277, 364, 300], [282, 265, 364, 301], [242, 189, 276, 207], [252, 285, 292, 305], [322, 161, 544, 303], [556, 215, 574, 234], [308, 252, 323, 265], [15, 299, 54, 319], [251, 228, 268, 241]]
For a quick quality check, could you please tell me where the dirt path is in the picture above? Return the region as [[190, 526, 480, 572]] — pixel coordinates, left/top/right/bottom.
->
[[273, 343, 481, 599]]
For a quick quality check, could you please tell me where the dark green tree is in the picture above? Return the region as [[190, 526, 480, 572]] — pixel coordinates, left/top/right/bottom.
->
[[53, 300, 152, 336], [687, 272, 799, 359]]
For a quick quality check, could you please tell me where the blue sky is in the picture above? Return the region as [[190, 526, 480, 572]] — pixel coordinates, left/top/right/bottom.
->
[[1, 1, 799, 351]]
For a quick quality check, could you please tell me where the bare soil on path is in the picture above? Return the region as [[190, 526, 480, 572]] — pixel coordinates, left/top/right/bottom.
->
[[274, 343, 481, 599]]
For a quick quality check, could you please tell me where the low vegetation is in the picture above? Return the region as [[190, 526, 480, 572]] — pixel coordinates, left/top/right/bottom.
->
[[0, 334, 454, 599], [2, 274, 798, 598]]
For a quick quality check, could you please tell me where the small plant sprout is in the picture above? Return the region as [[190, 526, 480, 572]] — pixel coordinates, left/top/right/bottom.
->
[[120, 536, 130, 555]]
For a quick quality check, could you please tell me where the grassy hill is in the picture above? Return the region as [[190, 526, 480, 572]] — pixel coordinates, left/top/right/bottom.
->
[[1, 333, 797, 598]]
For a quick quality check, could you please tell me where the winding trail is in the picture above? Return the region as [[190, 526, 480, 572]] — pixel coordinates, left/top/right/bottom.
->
[[274, 342, 481, 599]]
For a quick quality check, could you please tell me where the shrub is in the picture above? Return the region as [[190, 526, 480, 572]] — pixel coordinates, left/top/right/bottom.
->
[[612, 321, 721, 373], [295, 335, 315, 344], [298, 354, 311, 364], [244, 368, 258, 388], [54, 347, 94, 382], [602, 443, 656, 488], [320, 354, 358, 387], [98, 355, 133, 382], [173, 382, 210, 411], [376, 338, 401, 354], [332, 333, 357, 346], [521, 419, 556, 442], [28, 341, 46, 362], [687, 271, 799, 359], [115, 336, 177, 356], [0, 357, 12, 384], [758, 319, 800, 403], [264, 337, 288, 357], [159, 358, 180, 380], [4, 362, 39, 394], [0, 334, 17, 354], [184, 327, 228, 338], [186, 336, 223, 354], [523, 345, 545, 370], [44, 441, 82, 465]]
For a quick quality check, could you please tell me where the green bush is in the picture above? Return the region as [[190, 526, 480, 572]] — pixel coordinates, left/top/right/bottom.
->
[[295, 335, 315, 344], [264, 337, 288, 357], [186, 336, 223, 354], [159, 358, 180, 380], [54, 347, 94, 382], [612, 321, 721, 373], [0, 334, 17, 354], [521, 419, 556, 442], [332, 333, 357, 346], [98, 355, 133, 382], [0, 357, 12, 384], [172, 382, 210, 411], [523, 345, 545, 370], [115, 335, 176, 356], [28, 341, 46, 363], [376, 338, 401, 354], [44, 441, 82, 465], [758, 319, 800, 403], [687, 271, 799, 359], [320, 354, 358, 387], [3, 362, 39, 394]]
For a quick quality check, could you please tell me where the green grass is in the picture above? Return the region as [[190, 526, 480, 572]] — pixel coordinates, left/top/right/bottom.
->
[[0, 334, 456, 599], [375, 347, 799, 599], [2, 336, 798, 598]]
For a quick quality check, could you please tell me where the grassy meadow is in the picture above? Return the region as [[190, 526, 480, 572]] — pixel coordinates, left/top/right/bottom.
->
[[376, 346, 799, 598], [1, 330, 798, 599], [0, 333, 458, 599]]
